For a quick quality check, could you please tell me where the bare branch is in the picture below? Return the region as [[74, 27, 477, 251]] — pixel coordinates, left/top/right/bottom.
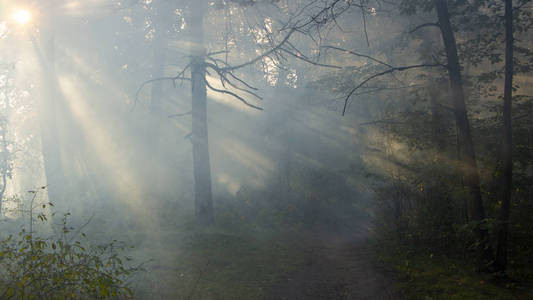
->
[[359, 119, 405, 126], [224, 27, 297, 71], [225, 0, 355, 72], [169, 111, 192, 118], [280, 48, 342, 69], [227, 72, 260, 92], [409, 22, 440, 34], [360, 0, 370, 47], [342, 63, 444, 115], [68, 213, 94, 243], [205, 63, 264, 100], [204, 79, 263, 111], [322, 45, 393, 68], [134, 64, 191, 110]]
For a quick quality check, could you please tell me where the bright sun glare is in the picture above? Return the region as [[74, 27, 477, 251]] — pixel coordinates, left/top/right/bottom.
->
[[13, 10, 31, 25]]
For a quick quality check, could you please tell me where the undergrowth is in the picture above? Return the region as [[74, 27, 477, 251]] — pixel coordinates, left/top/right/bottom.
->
[[374, 238, 533, 300], [0, 191, 138, 299]]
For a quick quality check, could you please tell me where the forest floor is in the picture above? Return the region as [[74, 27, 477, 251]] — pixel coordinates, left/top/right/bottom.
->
[[134, 223, 398, 299], [263, 228, 397, 300]]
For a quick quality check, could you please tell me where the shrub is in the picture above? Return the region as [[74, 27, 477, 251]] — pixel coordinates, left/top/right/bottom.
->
[[0, 200, 137, 299]]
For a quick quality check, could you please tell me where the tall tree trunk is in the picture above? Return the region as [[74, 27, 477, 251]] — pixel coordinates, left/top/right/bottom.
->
[[496, 0, 514, 272], [0, 124, 7, 215], [429, 85, 446, 151], [189, 2, 214, 225], [147, 3, 170, 209], [36, 24, 66, 211], [0, 70, 10, 214], [418, 27, 447, 151], [434, 0, 493, 269]]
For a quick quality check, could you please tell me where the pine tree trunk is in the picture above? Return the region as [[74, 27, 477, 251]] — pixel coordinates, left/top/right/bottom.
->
[[190, 2, 214, 225], [434, 0, 493, 269], [496, 0, 513, 272]]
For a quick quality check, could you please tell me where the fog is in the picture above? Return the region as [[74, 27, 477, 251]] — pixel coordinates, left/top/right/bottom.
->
[[0, 0, 532, 299]]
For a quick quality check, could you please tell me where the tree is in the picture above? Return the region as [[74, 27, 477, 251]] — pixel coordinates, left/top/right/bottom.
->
[[136, 0, 356, 225], [434, 0, 493, 268], [189, 1, 214, 225], [330, 0, 495, 268], [495, 0, 514, 273], [0, 65, 15, 214], [35, 9, 68, 217]]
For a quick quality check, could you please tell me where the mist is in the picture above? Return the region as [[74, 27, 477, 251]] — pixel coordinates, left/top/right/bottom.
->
[[0, 0, 532, 299]]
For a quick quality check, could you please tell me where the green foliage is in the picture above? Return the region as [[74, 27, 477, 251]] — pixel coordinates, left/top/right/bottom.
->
[[374, 169, 465, 252], [376, 241, 522, 300], [0, 203, 137, 299]]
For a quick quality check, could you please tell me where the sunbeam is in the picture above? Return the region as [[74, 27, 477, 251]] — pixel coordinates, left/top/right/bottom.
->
[[0, 1, 530, 298]]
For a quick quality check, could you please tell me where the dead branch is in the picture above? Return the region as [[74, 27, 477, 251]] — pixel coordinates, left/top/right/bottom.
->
[[204, 79, 263, 111], [409, 22, 440, 34], [322, 45, 393, 67], [360, 0, 370, 47], [134, 64, 191, 110], [279, 48, 342, 69], [342, 63, 444, 115], [168, 111, 192, 118]]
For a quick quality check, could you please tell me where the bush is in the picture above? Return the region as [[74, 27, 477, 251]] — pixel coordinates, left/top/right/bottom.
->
[[0, 201, 137, 299]]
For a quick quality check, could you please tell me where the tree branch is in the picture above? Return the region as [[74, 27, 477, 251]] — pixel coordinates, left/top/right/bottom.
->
[[279, 48, 342, 69], [409, 22, 440, 34], [322, 45, 393, 67], [342, 63, 444, 115], [134, 64, 191, 109], [169, 111, 192, 118], [224, 28, 297, 71], [204, 79, 263, 111]]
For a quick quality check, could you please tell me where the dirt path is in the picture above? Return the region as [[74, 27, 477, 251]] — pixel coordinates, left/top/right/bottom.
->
[[264, 229, 399, 300]]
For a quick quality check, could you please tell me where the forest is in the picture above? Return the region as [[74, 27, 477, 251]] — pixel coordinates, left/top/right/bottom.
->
[[0, 0, 532, 299]]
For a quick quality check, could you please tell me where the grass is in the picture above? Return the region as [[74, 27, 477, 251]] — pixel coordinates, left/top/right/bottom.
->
[[375, 241, 532, 300], [170, 227, 306, 299], [130, 217, 310, 299]]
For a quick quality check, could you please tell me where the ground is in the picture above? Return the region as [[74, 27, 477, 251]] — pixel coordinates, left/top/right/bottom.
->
[[264, 228, 397, 300], [134, 223, 398, 299]]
